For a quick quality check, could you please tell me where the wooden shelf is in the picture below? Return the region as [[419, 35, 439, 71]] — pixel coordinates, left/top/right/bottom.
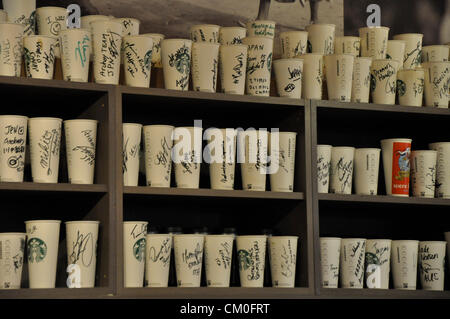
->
[[318, 193, 450, 206], [319, 288, 450, 299], [0, 182, 108, 193], [0, 287, 113, 299]]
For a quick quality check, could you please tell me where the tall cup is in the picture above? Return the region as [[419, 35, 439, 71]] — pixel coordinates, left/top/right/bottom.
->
[[299, 53, 324, 100], [0, 10, 7, 22], [65, 221, 99, 288], [410, 150, 437, 198], [0, 233, 26, 289], [25, 220, 60, 288], [306, 24, 335, 55], [324, 54, 354, 102], [320, 237, 341, 288], [0, 115, 28, 182], [59, 28, 91, 82], [365, 239, 391, 289], [36, 6, 66, 58], [280, 31, 308, 58], [329, 147, 355, 195], [380, 138, 412, 197], [174, 234, 204, 287], [359, 26, 389, 59], [354, 148, 380, 195], [269, 131, 297, 192], [145, 233, 172, 287], [190, 24, 220, 43], [141, 33, 165, 68], [418, 241, 446, 291], [422, 45, 450, 63], [113, 18, 139, 36], [396, 68, 425, 107], [423, 61, 450, 108], [317, 145, 332, 193], [269, 236, 298, 288], [123, 221, 148, 288], [80, 15, 112, 60], [219, 27, 247, 45], [351, 57, 372, 103], [340, 238, 366, 289], [386, 40, 406, 69], [173, 127, 203, 189], [23, 35, 57, 79], [219, 44, 247, 95], [122, 35, 153, 88], [204, 235, 234, 287], [246, 20, 275, 39], [64, 119, 98, 185], [191, 42, 219, 92], [161, 39, 192, 91], [123, 123, 142, 187], [28, 117, 62, 183], [393, 33, 423, 69], [236, 235, 267, 287], [391, 240, 419, 290], [0, 23, 25, 77], [370, 59, 400, 105], [3, 0, 36, 35], [273, 59, 303, 98], [334, 36, 360, 57], [429, 142, 450, 198]]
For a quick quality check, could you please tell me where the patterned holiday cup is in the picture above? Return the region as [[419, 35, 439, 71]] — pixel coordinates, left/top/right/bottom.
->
[[122, 35, 153, 88], [351, 57, 372, 103], [0, 233, 26, 289], [23, 35, 57, 79], [35, 6, 66, 58], [324, 54, 354, 102], [354, 148, 380, 196], [123, 123, 142, 187], [141, 33, 165, 68], [421, 45, 449, 63], [273, 58, 303, 98], [190, 24, 220, 43], [393, 33, 423, 69], [329, 146, 355, 195], [174, 234, 204, 287], [410, 150, 437, 198], [59, 28, 91, 82], [28, 117, 62, 183], [359, 26, 389, 59], [269, 131, 297, 192], [113, 17, 139, 37], [391, 240, 419, 290], [320, 237, 341, 288], [145, 233, 172, 287], [365, 239, 391, 289], [204, 234, 234, 287], [219, 27, 247, 45], [370, 59, 400, 105], [306, 24, 335, 55], [246, 20, 275, 39], [236, 235, 267, 288], [0, 23, 25, 77], [396, 68, 425, 107], [161, 39, 192, 91], [317, 145, 332, 193], [219, 44, 247, 95], [422, 61, 450, 108], [386, 40, 406, 69], [191, 42, 219, 92], [3, 0, 36, 35], [340, 238, 366, 289], [123, 221, 147, 288], [419, 241, 446, 291], [334, 36, 360, 57], [428, 142, 450, 198], [280, 31, 308, 58], [269, 236, 298, 288], [299, 53, 324, 100], [25, 220, 61, 288]]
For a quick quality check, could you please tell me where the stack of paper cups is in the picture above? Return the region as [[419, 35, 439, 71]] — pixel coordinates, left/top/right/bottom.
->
[[370, 59, 400, 105], [23, 35, 57, 79], [422, 61, 450, 108], [334, 36, 360, 57], [59, 28, 92, 82], [299, 53, 324, 100], [122, 35, 153, 88], [386, 40, 406, 69]]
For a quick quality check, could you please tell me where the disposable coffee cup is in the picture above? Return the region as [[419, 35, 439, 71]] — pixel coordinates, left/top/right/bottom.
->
[[173, 127, 203, 189], [411, 150, 437, 198], [36, 6, 66, 58], [306, 24, 335, 55], [365, 239, 391, 289], [380, 138, 412, 197], [0, 23, 25, 77], [191, 42, 219, 92], [299, 53, 324, 100], [351, 57, 372, 103], [269, 131, 297, 192], [391, 240, 419, 290], [28, 117, 62, 183], [3, 0, 36, 35], [141, 33, 165, 68], [0, 233, 26, 289], [59, 28, 91, 82], [370, 59, 400, 105], [174, 234, 204, 287], [330, 147, 355, 195], [273, 59, 303, 98], [393, 33, 423, 69], [324, 54, 354, 102], [396, 68, 425, 107], [0, 10, 7, 22], [334, 36, 360, 57], [219, 44, 247, 95], [190, 24, 220, 43], [422, 45, 450, 63], [429, 142, 450, 198], [23, 35, 57, 79], [113, 18, 140, 36], [423, 61, 450, 108], [64, 119, 98, 185], [386, 40, 406, 69], [419, 241, 446, 291], [340, 238, 366, 289], [204, 235, 234, 287], [359, 26, 389, 59], [320, 237, 341, 288], [161, 39, 192, 91], [25, 220, 61, 288], [123, 221, 148, 288], [123, 123, 142, 187], [143, 125, 174, 187], [280, 31, 308, 58], [269, 236, 298, 288], [145, 233, 172, 287], [0, 115, 28, 182], [246, 20, 275, 39], [122, 35, 153, 88], [317, 145, 332, 193], [354, 148, 380, 195], [65, 221, 99, 288], [219, 27, 247, 45], [80, 15, 112, 60], [236, 235, 267, 287]]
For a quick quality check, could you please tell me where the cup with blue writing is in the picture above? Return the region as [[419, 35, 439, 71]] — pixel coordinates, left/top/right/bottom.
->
[[204, 234, 234, 287], [219, 44, 247, 95], [269, 236, 298, 288], [123, 123, 142, 187], [330, 147, 355, 195], [174, 234, 204, 287], [0, 233, 26, 289], [123, 221, 148, 287], [317, 145, 332, 193], [59, 28, 91, 82], [320, 237, 341, 288], [246, 20, 275, 39], [340, 238, 366, 289], [354, 148, 380, 195], [419, 241, 446, 291], [410, 150, 437, 198], [236, 235, 267, 288], [145, 233, 172, 287], [365, 239, 391, 289], [273, 59, 303, 98], [122, 35, 153, 88], [391, 240, 418, 290]]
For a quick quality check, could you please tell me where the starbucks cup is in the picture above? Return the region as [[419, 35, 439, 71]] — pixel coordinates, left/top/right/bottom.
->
[[269, 131, 297, 192], [25, 220, 61, 288], [219, 44, 247, 95], [246, 20, 275, 39], [340, 238, 366, 289], [419, 241, 446, 291], [23, 35, 57, 79], [429, 142, 450, 198], [273, 59, 303, 98], [59, 28, 91, 82], [354, 148, 380, 195], [324, 54, 354, 102], [123, 221, 148, 288], [299, 53, 324, 100], [320, 237, 341, 288], [393, 33, 423, 69], [0, 10, 7, 22], [237, 129, 268, 191], [190, 24, 220, 43], [330, 147, 355, 195], [280, 31, 308, 58], [423, 61, 450, 108], [191, 42, 219, 92], [122, 35, 153, 88], [269, 236, 298, 288], [174, 234, 204, 287], [380, 138, 412, 197], [36, 6, 66, 58], [91, 20, 123, 85], [113, 18, 140, 36], [359, 26, 389, 59], [334, 36, 360, 57], [391, 240, 419, 290], [236, 235, 267, 287], [80, 15, 112, 60], [204, 235, 234, 287], [64, 119, 98, 185], [306, 24, 335, 55], [145, 233, 172, 287], [65, 221, 99, 288], [0, 23, 25, 77], [143, 125, 174, 187], [422, 45, 450, 63], [365, 239, 391, 289], [219, 27, 247, 45], [386, 40, 406, 69], [242, 36, 274, 97], [161, 39, 192, 91], [28, 117, 62, 183], [0, 115, 28, 182], [317, 145, 332, 193], [0, 233, 26, 289], [351, 57, 372, 103], [370, 59, 400, 105], [411, 150, 437, 198], [3, 0, 36, 35], [173, 127, 203, 189], [396, 68, 425, 107], [123, 123, 142, 187], [141, 33, 165, 68]]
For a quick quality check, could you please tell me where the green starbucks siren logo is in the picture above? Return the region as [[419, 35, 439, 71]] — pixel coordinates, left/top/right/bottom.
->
[[397, 79, 406, 96], [133, 238, 146, 262], [27, 238, 47, 263], [365, 252, 380, 266], [237, 249, 252, 271]]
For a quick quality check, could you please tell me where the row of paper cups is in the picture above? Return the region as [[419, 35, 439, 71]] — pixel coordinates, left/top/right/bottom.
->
[[0, 220, 99, 289], [0, 116, 98, 184], [124, 221, 298, 288], [321, 236, 449, 291]]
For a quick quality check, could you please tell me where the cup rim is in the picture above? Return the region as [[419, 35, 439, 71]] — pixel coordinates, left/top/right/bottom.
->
[[140, 33, 165, 38], [273, 58, 304, 63], [341, 238, 366, 241], [359, 26, 390, 31], [280, 30, 308, 36], [380, 138, 412, 143], [320, 237, 342, 240], [332, 146, 355, 150], [0, 232, 26, 236], [25, 220, 61, 224], [123, 221, 148, 224], [146, 233, 172, 237], [317, 144, 333, 148], [64, 119, 98, 124], [173, 234, 205, 238], [411, 150, 437, 154], [299, 53, 324, 57], [393, 33, 423, 38], [36, 6, 67, 11], [0, 115, 28, 120], [422, 44, 450, 49], [306, 23, 336, 28], [269, 235, 299, 240], [247, 20, 276, 25], [220, 26, 247, 31], [143, 124, 174, 129], [236, 235, 268, 239], [204, 234, 236, 238], [429, 142, 450, 147], [29, 117, 63, 122], [419, 241, 447, 245], [366, 239, 392, 242], [123, 123, 143, 128], [65, 221, 100, 225], [392, 240, 419, 243], [355, 148, 381, 152]]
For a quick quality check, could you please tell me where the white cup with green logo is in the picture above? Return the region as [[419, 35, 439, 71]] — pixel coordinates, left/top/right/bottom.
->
[[174, 234, 204, 287], [269, 236, 298, 288], [330, 147, 355, 195], [0, 233, 26, 289], [219, 44, 247, 95], [236, 235, 267, 287], [25, 220, 61, 288], [423, 61, 450, 108], [3, 0, 36, 35], [59, 28, 91, 82], [419, 241, 447, 291], [145, 233, 172, 287], [190, 24, 220, 43], [351, 57, 372, 103], [317, 145, 332, 194], [173, 127, 203, 189], [123, 221, 148, 288], [370, 59, 400, 105], [334, 36, 360, 57], [161, 39, 192, 91], [429, 142, 450, 198], [123, 123, 142, 187], [365, 239, 391, 289], [141, 33, 165, 68], [396, 68, 425, 107], [246, 20, 275, 39], [191, 42, 219, 93], [391, 240, 418, 290], [410, 150, 437, 198], [280, 31, 308, 58], [122, 35, 153, 88], [306, 24, 335, 55], [23, 35, 57, 79], [359, 26, 389, 59], [0, 23, 25, 77], [299, 53, 324, 100], [354, 148, 380, 196], [386, 40, 406, 69], [340, 238, 366, 289], [269, 132, 297, 192], [324, 54, 354, 102], [393, 33, 423, 69], [204, 234, 234, 287], [219, 27, 247, 45], [320, 237, 341, 288]]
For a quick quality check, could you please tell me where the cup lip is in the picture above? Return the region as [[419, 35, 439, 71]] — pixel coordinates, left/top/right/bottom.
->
[[28, 117, 63, 122], [23, 35, 58, 41], [273, 58, 304, 63], [25, 220, 62, 224], [269, 235, 299, 240], [140, 33, 165, 38], [392, 240, 419, 243], [332, 146, 355, 150], [0, 115, 28, 120], [65, 220, 100, 225], [394, 33, 423, 38], [320, 237, 342, 240], [173, 234, 205, 238], [419, 241, 447, 245], [0, 22, 26, 29], [64, 119, 98, 124], [143, 124, 174, 129], [123, 123, 143, 128], [162, 38, 192, 44], [380, 138, 412, 143], [355, 148, 381, 152], [236, 235, 268, 239], [422, 44, 449, 49], [306, 23, 336, 28], [411, 150, 437, 154], [122, 35, 154, 41], [123, 221, 148, 224], [359, 26, 390, 31], [192, 42, 220, 48], [280, 30, 308, 36], [429, 142, 450, 147], [317, 144, 333, 148], [146, 233, 172, 237], [247, 20, 276, 25], [341, 238, 366, 241], [204, 234, 236, 238], [36, 6, 67, 11], [366, 239, 392, 242], [0, 232, 26, 236]]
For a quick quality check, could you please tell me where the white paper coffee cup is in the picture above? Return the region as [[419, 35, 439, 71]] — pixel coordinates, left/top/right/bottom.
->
[[273, 59, 303, 98], [25, 220, 61, 288], [419, 241, 446, 291], [370, 59, 400, 105], [219, 44, 247, 95], [330, 147, 355, 195], [423, 61, 450, 108], [161, 39, 192, 91], [429, 142, 450, 198], [3, 0, 36, 35], [0, 233, 26, 289], [174, 234, 204, 287], [236, 235, 267, 288], [317, 145, 332, 193], [0, 23, 25, 77], [386, 40, 406, 69], [145, 233, 172, 287], [299, 53, 324, 100], [354, 148, 380, 195], [123, 221, 147, 288], [269, 236, 298, 288], [246, 20, 275, 39], [123, 123, 142, 187], [340, 238, 366, 288], [422, 45, 450, 63], [269, 132, 296, 192], [59, 28, 91, 82], [122, 35, 153, 88], [190, 24, 220, 43], [141, 33, 165, 68], [380, 138, 412, 196], [396, 68, 425, 107], [410, 150, 437, 198], [23, 35, 56, 79], [219, 27, 247, 45], [191, 42, 219, 92], [173, 127, 203, 189], [306, 24, 335, 55], [204, 235, 234, 287], [351, 57, 372, 103], [359, 26, 389, 59], [280, 31, 308, 58], [391, 240, 419, 290], [36, 6, 66, 58], [0, 10, 7, 22], [324, 54, 354, 102], [334, 36, 360, 57], [113, 18, 140, 37], [365, 239, 391, 289], [320, 237, 341, 288], [80, 15, 113, 60], [393, 33, 423, 69]]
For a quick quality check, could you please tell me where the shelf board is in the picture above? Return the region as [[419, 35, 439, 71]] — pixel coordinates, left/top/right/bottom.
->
[[319, 288, 450, 299], [0, 287, 113, 299], [318, 193, 450, 206], [0, 182, 108, 193]]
